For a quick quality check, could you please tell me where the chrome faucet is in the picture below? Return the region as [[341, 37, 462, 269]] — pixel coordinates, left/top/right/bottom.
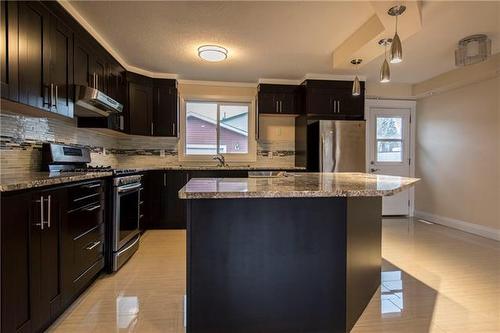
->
[[213, 154, 227, 167]]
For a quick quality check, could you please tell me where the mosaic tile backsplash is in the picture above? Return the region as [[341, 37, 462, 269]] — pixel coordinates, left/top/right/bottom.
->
[[0, 109, 295, 174]]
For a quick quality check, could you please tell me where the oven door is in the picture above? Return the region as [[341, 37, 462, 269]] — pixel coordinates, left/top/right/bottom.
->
[[113, 182, 141, 251]]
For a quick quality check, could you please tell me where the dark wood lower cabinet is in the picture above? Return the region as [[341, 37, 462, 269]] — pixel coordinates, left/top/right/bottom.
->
[[1, 192, 33, 333], [1, 180, 106, 333]]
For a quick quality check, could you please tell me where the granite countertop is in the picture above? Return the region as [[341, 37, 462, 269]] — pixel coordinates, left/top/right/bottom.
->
[[0, 172, 112, 192], [178, 172, 420, 199], [126, 165, 306, 172], [0, 166, 305, 192]]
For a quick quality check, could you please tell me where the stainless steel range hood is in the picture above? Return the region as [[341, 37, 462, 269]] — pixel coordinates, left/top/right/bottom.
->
[[74, 85, 123, 117]]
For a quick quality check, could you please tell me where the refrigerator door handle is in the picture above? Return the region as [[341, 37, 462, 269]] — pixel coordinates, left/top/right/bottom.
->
[[320, 135, 324, 172]]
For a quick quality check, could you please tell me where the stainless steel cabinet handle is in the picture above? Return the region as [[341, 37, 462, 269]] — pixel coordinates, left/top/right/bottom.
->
[[163, 173, 167, 187], [275, 100, 279, 113], [86, 241, 101, 250], [84, 204, 101, 212], [280, 100, 283, 113], [337, 101, 340, 114], [54, 85, 58, 109], [172, 123, 175, 136], [47, 195, 51, 228], [333, 99, 336, 113], [151, 122, 154, 136], [50, 84, 54, 108], [93, 73, 96, 88], [35, 196, 44, 230], [82, 183, 101, 189]]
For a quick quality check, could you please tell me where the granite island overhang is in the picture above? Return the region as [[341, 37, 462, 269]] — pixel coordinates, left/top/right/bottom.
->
[[179, 172, 419, 333]]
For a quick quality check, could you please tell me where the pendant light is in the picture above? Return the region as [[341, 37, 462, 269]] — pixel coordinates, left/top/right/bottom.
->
[[388, 5, 406, 64], [351, 58, 362, 96], [379, 38, 392, 83]]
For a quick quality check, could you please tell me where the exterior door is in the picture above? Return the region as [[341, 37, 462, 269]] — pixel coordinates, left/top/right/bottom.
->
[[368, 108, 412, 215]]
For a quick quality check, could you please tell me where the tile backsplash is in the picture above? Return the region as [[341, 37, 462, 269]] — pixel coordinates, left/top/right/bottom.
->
[[0, 108, 295, 174]]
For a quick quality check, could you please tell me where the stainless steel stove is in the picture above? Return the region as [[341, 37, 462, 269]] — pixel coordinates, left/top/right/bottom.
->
[[42, 143, 141, 272]]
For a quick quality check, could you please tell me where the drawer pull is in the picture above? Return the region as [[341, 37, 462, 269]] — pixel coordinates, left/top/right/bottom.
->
[[73, 192, 100, 202], [86, 241, 101, 250], [84, 204, 101, 212], [82, 183, 101, 189]]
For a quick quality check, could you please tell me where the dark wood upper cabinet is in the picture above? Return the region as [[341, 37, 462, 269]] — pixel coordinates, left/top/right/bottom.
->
[[73, 36, 93, 88], [302, 80, 365, 119], [49, 18, 74, 117], [1, 0, 19, 101], [127, 73, 153, 136], [257, 84, 300, 115], [153, 79, 178, 137], [17, 1, 51, 111]]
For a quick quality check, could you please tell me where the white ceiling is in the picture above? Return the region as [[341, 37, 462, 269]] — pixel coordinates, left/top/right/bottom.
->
[[68, 1, 500, 84]]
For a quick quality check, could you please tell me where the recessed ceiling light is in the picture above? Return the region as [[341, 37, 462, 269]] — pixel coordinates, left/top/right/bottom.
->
[[198, 45, 228, 62]]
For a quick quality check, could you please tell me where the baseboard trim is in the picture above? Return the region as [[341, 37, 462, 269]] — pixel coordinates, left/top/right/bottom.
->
[[415, 210, 500, 241]]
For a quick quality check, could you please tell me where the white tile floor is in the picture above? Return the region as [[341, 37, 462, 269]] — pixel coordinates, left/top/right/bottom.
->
[[48, 218, 500, 332]]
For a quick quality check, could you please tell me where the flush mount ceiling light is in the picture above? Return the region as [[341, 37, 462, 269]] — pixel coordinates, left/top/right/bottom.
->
[[379, 38, 392, 83], [350, 58, 362, 96], [198, 45, 228, 62], [388, 5, 406, 64], [455, 34, 491, 66]]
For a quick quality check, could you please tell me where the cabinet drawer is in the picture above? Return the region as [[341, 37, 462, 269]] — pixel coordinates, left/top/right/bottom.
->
[[73, 224, 104, 280], [68, 180, 104, 211], [67, 201, 104, 238]]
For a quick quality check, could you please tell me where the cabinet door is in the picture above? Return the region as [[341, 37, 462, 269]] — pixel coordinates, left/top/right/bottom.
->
[[337, 88, 364, 119], [49, 18, 74, 117], [30, 188, 65, 332], [128, 81, 153, 136], [1, 192, 34, 333], [73, 36, 92, 88], [17, 1, 51, 110], [165, 171, 189, 229], [307, 88, 335, 115], [277, 92, 298, 115], [153, 85, 178, 137], [91, 53, 106, 93], [258, 92, 278, 114], [1, 0, 19, 101]]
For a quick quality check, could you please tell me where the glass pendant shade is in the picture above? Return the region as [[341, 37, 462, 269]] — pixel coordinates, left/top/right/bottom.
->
[[380, 59, 390, 83], [352, 76, 361, 96], [390, 33, 403, 63]]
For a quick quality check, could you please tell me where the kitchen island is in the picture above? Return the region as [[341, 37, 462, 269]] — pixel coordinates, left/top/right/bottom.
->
[[179, 172, 419, 333]]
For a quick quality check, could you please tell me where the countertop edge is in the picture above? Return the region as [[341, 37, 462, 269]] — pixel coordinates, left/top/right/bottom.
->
[[0, 172, 113, 193]]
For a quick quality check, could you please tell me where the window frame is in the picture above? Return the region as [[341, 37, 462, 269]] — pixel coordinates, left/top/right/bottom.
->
[[178, 94, 257, 163]]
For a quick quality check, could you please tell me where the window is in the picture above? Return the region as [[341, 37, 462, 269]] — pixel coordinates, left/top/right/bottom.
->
[[376, 116, 403, 162], [181, 99, 255, 161]]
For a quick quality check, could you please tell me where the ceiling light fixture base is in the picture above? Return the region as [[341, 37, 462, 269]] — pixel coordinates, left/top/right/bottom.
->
[[378, 38, 393, 46], [388, 5, 406, 17], [350, 58, 363, 65]]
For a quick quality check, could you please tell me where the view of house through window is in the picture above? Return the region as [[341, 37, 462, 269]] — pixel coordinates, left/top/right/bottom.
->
[[185, 101, 249, 155], [376, 116, 403, 162]]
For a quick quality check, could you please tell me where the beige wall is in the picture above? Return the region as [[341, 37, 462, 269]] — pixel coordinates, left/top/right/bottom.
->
[[415, 76, 500, 231]]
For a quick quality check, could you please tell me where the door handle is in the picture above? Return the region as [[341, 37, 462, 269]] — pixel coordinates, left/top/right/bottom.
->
[[370, 168, 379, 173]]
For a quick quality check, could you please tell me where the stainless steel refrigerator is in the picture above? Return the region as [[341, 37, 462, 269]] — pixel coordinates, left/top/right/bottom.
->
[[306, 120, 366, 172]]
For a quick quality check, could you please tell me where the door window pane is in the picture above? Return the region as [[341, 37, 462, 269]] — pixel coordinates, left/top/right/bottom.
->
[[377, 141, 402, 162], [186, 102, 218, 155], [219, 105, 249, 154], [376, 116, 403, 162], [377, 117, 402, 139]]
